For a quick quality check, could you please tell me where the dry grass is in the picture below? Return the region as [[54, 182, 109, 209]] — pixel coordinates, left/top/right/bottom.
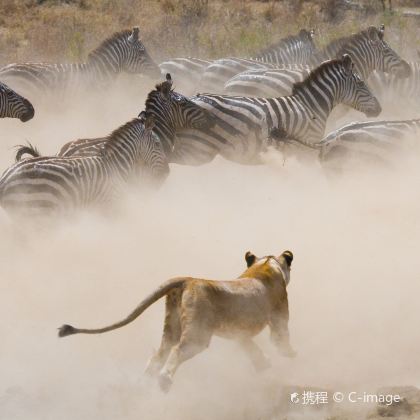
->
[[0, 0, 418, 65]]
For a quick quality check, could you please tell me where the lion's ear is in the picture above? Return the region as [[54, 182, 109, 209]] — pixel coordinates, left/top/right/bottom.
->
[[282, 250, 293, 267], [245, 251, 256, 267]]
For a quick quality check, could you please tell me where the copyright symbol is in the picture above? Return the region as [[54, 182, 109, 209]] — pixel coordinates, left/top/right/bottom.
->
[[333, 392, 344, 403]]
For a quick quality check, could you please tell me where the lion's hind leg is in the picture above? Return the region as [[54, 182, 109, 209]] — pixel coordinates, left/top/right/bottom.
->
[[158, 327, 212, 392], [145, 290, 182, 377], [239, 338, 271, 371], [158, 293, 213, 392]]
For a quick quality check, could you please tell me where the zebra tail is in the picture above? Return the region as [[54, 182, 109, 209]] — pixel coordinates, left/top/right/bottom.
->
[[58, 277, 187, 337], [15, 142, 41, 162]]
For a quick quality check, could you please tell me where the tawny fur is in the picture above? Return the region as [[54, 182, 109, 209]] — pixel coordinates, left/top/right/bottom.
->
[[58, 250, 295, 391]]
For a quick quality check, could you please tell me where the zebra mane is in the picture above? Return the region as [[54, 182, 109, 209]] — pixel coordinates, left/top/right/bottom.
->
[[321, 26, 380, 59], [291, 58, 343, 95], [145, 82, 175, 108], [88, 29, 138, 58], [101, 118, 143, 155], [256, 29, 314, 57]]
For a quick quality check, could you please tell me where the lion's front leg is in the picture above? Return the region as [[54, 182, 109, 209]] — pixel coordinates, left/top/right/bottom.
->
[[269, 302, 297, 358], [239, 338, 271, 371]]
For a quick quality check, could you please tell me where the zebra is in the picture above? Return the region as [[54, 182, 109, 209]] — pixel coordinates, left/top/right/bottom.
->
[[199, 29, 317, 93], [0, 81, 34, 122], [170, 54, 381, 166], [317, 118, 420, 170], [158, 57, 213, 95], [159, 29, 316, 95], [15, 74, 215, 162], [224, 25, 411, 98], [0, 114, 169, 218], [0, 27, 160, 98]]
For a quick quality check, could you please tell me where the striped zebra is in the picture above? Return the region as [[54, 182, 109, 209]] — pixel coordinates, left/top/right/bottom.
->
[[224, 25, 411, 98], [0, 27, 160, 98], [159, 29, 316, 95], [0, 114, 169, 218], [0, 81, 34, 121], [158, 58, 213, 95], [199, 29, 317, 93], [317, 118, 420, 170], [170, 54, 381, 166], [15, 74, 215, 161]]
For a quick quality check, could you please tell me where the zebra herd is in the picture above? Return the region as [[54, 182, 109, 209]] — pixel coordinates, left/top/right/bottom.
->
[[0, 24, 419, 218]]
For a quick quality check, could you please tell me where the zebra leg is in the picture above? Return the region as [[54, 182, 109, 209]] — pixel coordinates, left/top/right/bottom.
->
[[145, 292, 182, 377]]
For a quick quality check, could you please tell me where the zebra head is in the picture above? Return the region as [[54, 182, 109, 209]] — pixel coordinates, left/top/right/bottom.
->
[[363, 25, 410, 79], [88, 27, 160, 79], [339, 54, 382, 118], [137, 111, 170, 187], [0, 82, 34, 122], [144, 73, 216, 155]]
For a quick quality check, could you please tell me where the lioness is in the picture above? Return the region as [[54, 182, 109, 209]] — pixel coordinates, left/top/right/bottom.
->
[[58, 250, 296, 391]]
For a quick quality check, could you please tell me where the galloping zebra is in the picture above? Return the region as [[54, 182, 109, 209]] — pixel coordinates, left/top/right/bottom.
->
[[0, 114, 168, 217], [199, 29, 317, 93], [0, 27, 160, 98], [318, 118, 420, 170], [159, 29, 316, 94], [0, 81, 34, 121], [224, 25, 410, 98], [170, 55, 381, 166], [15, 74, 215, 161]]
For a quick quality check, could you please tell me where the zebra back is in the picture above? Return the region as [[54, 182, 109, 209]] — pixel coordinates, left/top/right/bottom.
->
[[0, 27, 159, 96], [224, 25, 410, 98], [255, 29, 316, 65], [319, 119, 420, 171], [199, 28, 317, 93]]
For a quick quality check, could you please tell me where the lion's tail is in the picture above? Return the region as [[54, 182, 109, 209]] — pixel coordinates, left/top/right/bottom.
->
[[58, 277, 187, 338]]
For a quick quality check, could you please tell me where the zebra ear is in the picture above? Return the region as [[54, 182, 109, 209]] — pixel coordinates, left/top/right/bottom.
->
[[144, 114, 155, 130], [128, 27, 140, 43], [367, 26, 380, 42], [342, 54, 353, 75], [161, 74, 173, 97], [138, 110, 146, 121], [378, 24, 385, 40], [245, 251, 257, 268]]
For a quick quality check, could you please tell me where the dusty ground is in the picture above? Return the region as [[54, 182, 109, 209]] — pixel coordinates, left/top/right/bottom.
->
[[0, 74, 419, 419]]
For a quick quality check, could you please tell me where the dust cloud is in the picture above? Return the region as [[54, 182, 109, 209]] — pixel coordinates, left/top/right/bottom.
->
[[0, 79, 419, 420]]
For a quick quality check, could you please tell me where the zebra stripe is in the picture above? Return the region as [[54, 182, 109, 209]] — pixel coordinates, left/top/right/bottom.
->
[[0, 115, 168, 217], [224, 25, 410, 97], [199, 29, 317, 92], [318, 118, 420, 170], [171, 55, 381, 166], [0, 27, 160, 97], [0, 81, 34, 121], [158, 58, 212, 95], [158, 29, 316, 95], [15, 74, 215, 161]]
